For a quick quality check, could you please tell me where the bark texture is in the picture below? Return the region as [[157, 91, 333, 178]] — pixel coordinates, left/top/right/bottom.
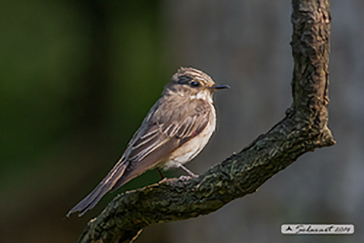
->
[[78, 0, 334, 242]]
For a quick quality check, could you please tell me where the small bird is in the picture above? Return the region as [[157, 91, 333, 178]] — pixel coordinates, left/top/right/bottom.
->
[[67, 67, 229, 216]]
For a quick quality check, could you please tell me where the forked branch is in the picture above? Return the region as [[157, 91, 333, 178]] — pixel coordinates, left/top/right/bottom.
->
[[77, 0, 334, 242]]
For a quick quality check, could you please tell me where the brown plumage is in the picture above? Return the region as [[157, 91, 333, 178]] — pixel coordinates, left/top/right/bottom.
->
[[67, 67, 229, 216]]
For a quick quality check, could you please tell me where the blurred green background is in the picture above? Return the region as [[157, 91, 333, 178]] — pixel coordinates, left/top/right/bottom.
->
[[0, 0, 169, 241], [1, 1, 364, 243]]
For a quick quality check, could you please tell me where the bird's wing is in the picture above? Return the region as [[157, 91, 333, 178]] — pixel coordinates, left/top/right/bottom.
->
[[109, 97, 212, 190], [67, 97, 212, 216]]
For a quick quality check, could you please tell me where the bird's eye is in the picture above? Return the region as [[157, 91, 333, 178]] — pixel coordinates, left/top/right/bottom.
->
[[190, 81, 200, 87]]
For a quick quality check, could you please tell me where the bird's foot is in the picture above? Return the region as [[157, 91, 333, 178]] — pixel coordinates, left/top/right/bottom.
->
[[178, 164, 198, 178]]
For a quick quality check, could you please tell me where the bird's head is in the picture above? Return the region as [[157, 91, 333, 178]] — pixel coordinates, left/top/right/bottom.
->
[[165, 67, 230, 101]]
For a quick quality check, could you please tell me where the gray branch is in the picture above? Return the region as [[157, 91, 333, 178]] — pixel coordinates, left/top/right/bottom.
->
[[77, 0, 334, 242]]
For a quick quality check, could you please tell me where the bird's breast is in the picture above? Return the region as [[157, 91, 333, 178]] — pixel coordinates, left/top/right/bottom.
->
[[163, 104, 216, 170]]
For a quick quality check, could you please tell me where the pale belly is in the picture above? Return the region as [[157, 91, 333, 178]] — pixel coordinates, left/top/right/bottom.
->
[[163, 106, 216, 170]]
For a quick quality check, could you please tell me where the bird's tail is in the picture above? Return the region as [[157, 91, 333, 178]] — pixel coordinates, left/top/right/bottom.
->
[[67, 158, 128, 217]]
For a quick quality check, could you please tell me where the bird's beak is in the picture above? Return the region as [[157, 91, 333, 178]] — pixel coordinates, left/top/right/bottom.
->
[[209, 84, 230, 90]]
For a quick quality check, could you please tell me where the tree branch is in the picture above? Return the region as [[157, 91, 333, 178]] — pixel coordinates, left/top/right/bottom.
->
[[77, 0, 334, 242]]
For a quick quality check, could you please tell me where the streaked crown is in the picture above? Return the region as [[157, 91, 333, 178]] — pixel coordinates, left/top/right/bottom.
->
[[172, 67, 215, 87], [164, 67, 229, 98]]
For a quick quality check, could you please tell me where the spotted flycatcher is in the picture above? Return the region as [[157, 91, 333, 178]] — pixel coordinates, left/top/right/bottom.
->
[[68, 67, 229, 216]]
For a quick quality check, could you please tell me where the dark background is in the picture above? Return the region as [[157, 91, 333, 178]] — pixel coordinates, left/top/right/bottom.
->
[[1, 1, 363, 242]]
